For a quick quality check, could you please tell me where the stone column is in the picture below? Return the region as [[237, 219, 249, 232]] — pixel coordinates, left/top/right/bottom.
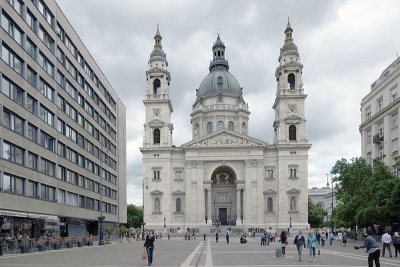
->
[[236, 188, 241, 225], [207, 188, 212, 224]]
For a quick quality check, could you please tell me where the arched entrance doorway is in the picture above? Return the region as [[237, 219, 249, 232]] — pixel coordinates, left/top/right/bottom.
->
[[211, 166, 236, 226]]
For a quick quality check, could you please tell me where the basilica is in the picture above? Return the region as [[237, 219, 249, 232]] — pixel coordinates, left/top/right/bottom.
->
[[140, 20, 311, 231]]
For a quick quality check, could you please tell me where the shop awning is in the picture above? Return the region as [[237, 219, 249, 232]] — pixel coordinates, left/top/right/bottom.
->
[[27, 213, 59, 222], [0, 209, 28, 217]]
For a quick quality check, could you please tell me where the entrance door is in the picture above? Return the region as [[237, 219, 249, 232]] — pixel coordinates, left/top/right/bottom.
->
[[219, 208, 227, 225]]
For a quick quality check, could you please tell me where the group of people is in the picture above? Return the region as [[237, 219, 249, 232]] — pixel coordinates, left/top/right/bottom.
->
[[291, 230, 320, 262]]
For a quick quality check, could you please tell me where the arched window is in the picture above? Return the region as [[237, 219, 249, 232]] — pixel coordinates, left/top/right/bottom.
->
[[176, 198, 182, 213], [290, 197, 296, 211], [217, 121, 224, 130], [289, 125, 296, 140], [288, 73, 295, 90], [153, 128, 160, 144], [218, 51, 220, 57], [153, 79, 161, 95], [154, 198, 160, 212], [228, 121, 234, 131], [242, 122, 247, 135], [217, 96, 223, 102], [207, 122, 213, 134], [267, 197, 273, 212]]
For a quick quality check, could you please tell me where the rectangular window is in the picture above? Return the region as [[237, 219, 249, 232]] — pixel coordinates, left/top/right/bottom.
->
[[2, 141, 24, 165], [56, 118, 65, 134], [56, 70, 64, 87], [39, 78, 55, 101], [364, 130, 371, 144], [377, 98, 383, 112], [56, 22, 65, 41], [26, 94, 37, 114], [392, 113, 398, 129], [84, 62, 93, 79], [153, 170, 160, 180], [27, 152, 38, 170], [392, 165, 399, 178], [8, 0, 23, 15], [2, 108, 24, 135], [40, 131, 55, 151], [25, 38, 37, 60], [56, 46, 65, 64], [27, 180, 38, 198], [27, 65, 37, 87], [65, 59, 77, 79], [1, 44, 23, 75], [65, 36, 76, 57], [38, 52, 54, 77], [65, 80, 77, 99], [37, 0, 54, 26], [392, 139, 398, 154], [40, 184, 55, 202], [39, 104, 54, 126], [391, 87, 398, 103], [2, 174, 24, 195], [1, 12, 23, 46], [38, 25, 54, 51], [40, 158, 55, 177], [77, 53, 84, 67], [378, 122, 384, 137], [57, 189, 65, 204], [25, 9, 36, 32], [27, 123, 38, 142], [57, 141, 65, 157], [378, 146, 384, 159]]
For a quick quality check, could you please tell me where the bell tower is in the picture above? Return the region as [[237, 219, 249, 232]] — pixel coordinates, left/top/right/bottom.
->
[[273, 17, 308, 145], [143, 25, 173, 147]]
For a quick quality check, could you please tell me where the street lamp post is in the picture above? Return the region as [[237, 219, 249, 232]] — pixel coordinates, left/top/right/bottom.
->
[[289, 216, 292, 234], [326, 173, 334, 233]]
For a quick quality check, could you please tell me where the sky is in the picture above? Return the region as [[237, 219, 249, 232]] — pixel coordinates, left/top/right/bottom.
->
[[56, 0, 400, 206]]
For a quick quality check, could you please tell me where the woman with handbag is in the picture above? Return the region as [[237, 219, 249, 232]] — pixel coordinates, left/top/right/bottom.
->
[[307, 230, 319, 262], [144, 230, 155, 266]]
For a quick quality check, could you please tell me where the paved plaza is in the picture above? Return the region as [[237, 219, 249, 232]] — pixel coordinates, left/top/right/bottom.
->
[[0, 237, 399, 266]]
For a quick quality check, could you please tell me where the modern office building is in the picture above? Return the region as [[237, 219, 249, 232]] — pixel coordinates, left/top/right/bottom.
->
[[0, 0, 126, 238], [141, 20, 311, 231], [360, 56, 400, 175]]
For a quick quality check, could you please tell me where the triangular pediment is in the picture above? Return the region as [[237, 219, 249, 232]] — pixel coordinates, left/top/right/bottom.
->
[[287, 188, 300, 195], [171, 190, 185, 196], [146, 67, 168, 75], [182, 129, 268, 148], [150, 190, 163, 196], [284, 114, 302, 121]]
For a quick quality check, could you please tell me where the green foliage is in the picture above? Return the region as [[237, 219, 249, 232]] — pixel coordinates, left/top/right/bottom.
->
[[104, 226, 114, 236], [126, 204, 143, 229], [308, 198, 327, 228], [119, 225, 129, 234], [331, 157, 400, 228], [21, 234, 30, 247]]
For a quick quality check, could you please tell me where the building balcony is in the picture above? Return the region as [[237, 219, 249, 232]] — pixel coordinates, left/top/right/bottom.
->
[[373, 134, 384, 144]]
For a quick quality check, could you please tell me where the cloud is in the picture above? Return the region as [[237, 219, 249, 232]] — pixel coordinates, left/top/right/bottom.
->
[[56, 0, 400, 205]]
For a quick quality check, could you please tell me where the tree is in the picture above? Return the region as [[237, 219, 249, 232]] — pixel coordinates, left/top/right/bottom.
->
[[126, 204, 143, 229], [308, 197, 327, 228], [331, 157, 400, 228]]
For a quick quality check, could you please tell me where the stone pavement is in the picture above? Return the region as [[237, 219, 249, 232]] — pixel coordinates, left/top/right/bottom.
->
[[0, 237, 399, 266]]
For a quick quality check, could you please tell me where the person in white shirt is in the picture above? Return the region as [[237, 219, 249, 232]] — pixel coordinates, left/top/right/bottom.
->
[[381, 231, 393, 257]]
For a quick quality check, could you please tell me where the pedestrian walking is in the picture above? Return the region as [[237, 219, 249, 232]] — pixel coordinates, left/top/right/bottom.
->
[[381, 230, 393, 257], [316, 231, 321, 245], [226, 231, 230, 244], [144, 230, 155, 266], [321, 233, 326, 247], [393, 232, 400, 257], [260, 232, 265, 246], [203, 233, 206, 241], [329, 231, 335, 246], [167, 230, 170, 240], [266, 232, 270, 245], [307, 230, 319, 262], [294, 231, 306, 261], [216, 232, 219, 243], [342, 232, 347, 247], [354, 233, 380, 267], [273, 233, 276, 242], [337, 231, 343, 246], [280, 231, 287, 257]]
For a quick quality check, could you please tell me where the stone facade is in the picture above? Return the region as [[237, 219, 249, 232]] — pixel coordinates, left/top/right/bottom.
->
[[360, 56, 400, 174], [141, 21, 311, 231]]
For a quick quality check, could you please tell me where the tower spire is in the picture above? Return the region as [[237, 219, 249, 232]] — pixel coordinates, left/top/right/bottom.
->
[[154, 24, 162, 49]]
